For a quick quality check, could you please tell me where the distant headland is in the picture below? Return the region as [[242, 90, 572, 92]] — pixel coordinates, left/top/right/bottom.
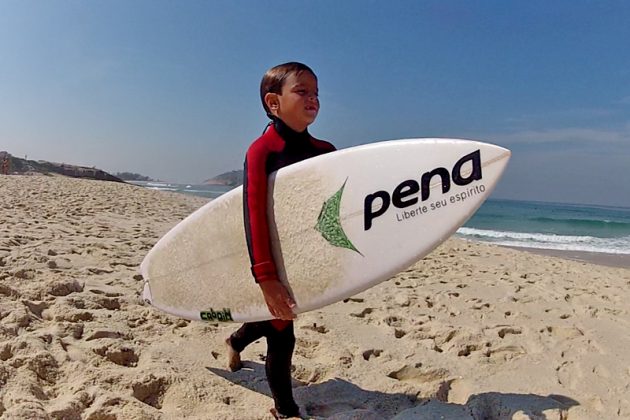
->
[[0, 151, 124, 182], [0, 151, 245, 187], [203, 170, 243, 187]]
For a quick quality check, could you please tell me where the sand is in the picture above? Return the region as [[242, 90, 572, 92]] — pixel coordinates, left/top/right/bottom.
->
[[1, 174, 629, 419]]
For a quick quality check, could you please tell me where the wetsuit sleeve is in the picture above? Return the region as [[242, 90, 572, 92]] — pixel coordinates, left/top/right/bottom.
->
[[243, 142, 278, 283]]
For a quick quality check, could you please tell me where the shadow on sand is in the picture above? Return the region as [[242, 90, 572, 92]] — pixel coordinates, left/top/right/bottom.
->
[[207, 363, 579, 419]]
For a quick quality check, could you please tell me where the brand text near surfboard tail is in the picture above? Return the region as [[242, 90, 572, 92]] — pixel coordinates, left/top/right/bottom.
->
[[200, 308, 233, 322], [364, 149, 482, 230]]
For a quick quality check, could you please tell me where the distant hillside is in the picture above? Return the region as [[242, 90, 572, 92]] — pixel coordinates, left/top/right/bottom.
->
[[0, 151, 123, 182], [203, 170, 243, 186], [115, 172, 154, 182]]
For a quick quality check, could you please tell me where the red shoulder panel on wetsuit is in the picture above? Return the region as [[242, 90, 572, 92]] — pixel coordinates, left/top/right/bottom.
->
[[309, 137, 336, 154]]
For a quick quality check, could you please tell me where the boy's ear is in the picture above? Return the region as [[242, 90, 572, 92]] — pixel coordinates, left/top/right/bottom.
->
[[264, 92, 280, 114]]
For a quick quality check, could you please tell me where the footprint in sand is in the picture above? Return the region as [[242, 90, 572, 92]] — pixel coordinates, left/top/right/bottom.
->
[[497, 327, 522, 339], [556, 360, 583, 389], [362, 349, 382, 360], [13, 269, 36, 280], [91, 296, 122, 311], [342, 297, 365, 303], [47, 280, 84, 297], [291, 364, 325, 384], [305, 402, 369, 418], [471, 301, 491, 310], [541, 325, 584, 340], [338, 349, 354, 368], [300, 323, 329, 334], [45, 306, 94, 323], [93, 344, 139, 367], [0, 284, 19, 298], [383, 316, 402, 327], [89, 288, 124, 298], [132, 375, 170, 409], [350, 307, 373, 318], [394, 329, 407, 339], [85, 330, 130, 341], [0, 343, 13, 361], [457, 344, 481, 357], [15, 351, 60, 386], [484, 345, 526, 361], [295, 337, 319, 359], [22, 300, 49, 318], [387, 363, 449, 385]]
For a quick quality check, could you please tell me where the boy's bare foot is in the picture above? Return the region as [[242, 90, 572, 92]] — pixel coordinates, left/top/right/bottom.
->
[[270, 407, 302, 419], [225, 337, 242, 372]]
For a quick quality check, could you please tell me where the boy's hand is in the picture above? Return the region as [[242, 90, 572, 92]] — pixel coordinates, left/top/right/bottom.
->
[[259, 280, 296, 320]]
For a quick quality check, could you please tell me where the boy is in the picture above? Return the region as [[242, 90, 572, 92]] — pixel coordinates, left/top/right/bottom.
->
[[225, 62, 336, 418]]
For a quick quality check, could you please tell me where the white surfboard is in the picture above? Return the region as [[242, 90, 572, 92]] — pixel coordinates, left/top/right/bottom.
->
[[141, 138, 510, 322]]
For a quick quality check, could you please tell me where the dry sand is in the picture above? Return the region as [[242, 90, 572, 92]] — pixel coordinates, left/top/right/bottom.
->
[[1, 174, 629, 419]]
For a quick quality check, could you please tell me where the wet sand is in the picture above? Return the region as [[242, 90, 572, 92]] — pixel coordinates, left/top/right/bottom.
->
[[504, 246, 630, 269]]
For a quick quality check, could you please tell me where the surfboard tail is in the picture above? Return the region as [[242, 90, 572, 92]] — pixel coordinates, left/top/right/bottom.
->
[[142, 281, 152, 305]]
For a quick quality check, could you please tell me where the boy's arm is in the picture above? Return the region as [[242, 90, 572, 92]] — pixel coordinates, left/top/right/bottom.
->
[[243, 142, 278, 283], [244, 139, 335, 278], [243, 141, 296, 320]]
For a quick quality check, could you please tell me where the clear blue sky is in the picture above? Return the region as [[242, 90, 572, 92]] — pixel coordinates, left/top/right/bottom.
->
[[1, 1, 629, 206]]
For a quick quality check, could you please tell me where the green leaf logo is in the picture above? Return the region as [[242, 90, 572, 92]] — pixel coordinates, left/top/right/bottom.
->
[[315, 180, 362, 255]]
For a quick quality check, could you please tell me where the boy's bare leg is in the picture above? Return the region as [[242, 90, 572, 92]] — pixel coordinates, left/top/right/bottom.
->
[[225, 337, 242, 372]]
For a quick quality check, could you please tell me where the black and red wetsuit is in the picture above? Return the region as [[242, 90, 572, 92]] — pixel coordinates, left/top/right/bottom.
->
[[243, 119, 336, 286], [229, 118, 335, 417]]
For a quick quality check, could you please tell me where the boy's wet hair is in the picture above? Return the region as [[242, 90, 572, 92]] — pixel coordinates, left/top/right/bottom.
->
[[260, 62, 317, 119]]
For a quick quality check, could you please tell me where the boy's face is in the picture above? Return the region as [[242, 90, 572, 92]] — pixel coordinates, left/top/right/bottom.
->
[[267, 71, 319, 132]]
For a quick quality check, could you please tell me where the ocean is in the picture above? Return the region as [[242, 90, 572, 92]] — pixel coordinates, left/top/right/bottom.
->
[[129, 181, 234, 199], [134, 181, 630, 256], [458, 199, 630, 255]]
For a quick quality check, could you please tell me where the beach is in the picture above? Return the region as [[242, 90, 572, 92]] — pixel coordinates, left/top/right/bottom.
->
[[1, 175, 629, 419]]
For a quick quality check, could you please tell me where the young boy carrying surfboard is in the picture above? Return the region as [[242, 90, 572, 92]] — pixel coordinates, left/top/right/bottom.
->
[[225, 62, 336, 419]]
